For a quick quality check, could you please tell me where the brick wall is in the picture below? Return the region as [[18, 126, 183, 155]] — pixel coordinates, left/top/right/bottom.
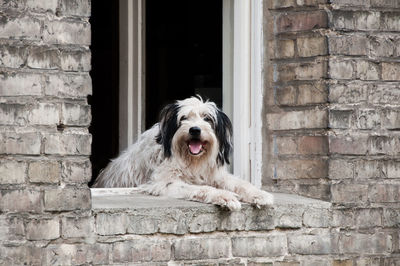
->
[[263, 0, 330, 200], [263, 0, 400, 263], [0, 0, 93, 263]]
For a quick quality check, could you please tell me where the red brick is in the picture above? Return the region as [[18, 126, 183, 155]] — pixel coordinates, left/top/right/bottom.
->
[[276, 11, 328, 33]]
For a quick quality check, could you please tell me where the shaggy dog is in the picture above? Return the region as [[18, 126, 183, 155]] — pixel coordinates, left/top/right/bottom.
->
[[93, 96, 273, 210]]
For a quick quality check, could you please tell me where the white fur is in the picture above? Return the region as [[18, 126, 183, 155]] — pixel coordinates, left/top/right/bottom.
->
[[93, 97, 273, 210]]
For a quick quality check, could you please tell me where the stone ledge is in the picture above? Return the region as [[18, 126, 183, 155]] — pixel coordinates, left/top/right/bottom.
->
[[91, 188, 331, 236]]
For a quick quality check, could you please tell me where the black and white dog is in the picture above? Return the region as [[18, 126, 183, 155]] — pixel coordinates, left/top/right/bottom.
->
[[93, 96, 273, 210]]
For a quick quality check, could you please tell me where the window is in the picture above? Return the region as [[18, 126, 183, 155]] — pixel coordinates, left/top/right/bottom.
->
[[90, 0, 264, 187]]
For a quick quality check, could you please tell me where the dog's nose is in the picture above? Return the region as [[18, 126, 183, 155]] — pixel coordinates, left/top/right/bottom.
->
[[189, 126, 201, 136]]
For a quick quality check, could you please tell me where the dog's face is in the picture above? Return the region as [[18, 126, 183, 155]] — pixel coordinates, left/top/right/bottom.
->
[[156, 96, 233, 166]]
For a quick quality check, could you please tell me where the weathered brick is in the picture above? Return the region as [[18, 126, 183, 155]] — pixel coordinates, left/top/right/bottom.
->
[[28, 160, 60, 183], [61, 216, 94, 238], [0, 103, 59, 126], [0, 15, 41, 39], [58, 0, 91, 17], [371, 0, 400, 8], [60, 49, 91, 71], [276, 11, 328, 33], [383, 161, 400, 178], [26, 46, 60, 69], [355, 160, 381, 179], [382, 109, 400, 130], [329, 59, 354, 79], [61, 159, 91, 183], [128, 215, 159, 234], [297, 83, 327, 105], [0, 189, 42, 212], [0, 72, 43, 96], [267, 109, 327, 130], [276, 136, 328, 155], [357, 109, 380, 129], [132, 239, 171, 262], [44, 188, 91, 211], [61, 103, 91, 126], [174, 237, 230, 260], [382, 62, 400, 80], [369, 35, 397, 58], [383, 208, 400, 227], [331, 183, 369, 203], [355, 208, 382, 228], [329, 110, 353, 129], [329, 159, 354, 179], [276, 61, 326, 82], [0, 215, 25, 241], [331, 0, 367, 7], [329, 134, 368, 155], [43, 132, 91, 155], [272, 39, 295, 58], [26, 218, 60, 240], [356, 61, 380, 80], [43, 20, 91, 45], [0, 245, 43, 266], [288, 233, 331, 254], [188, 213, 219, 233], [95, 213, 126, 235], [275, 159, 328, 179], [329, 35, 368, 56], [369, 135, 400, 155], [0, 160, 26, 184], [303, 208, 331, 227], [232, 234, 287, 257], [338, 232, 393, 254], [45, 73, 92, 97], [333, 260, 354, 266], [0, 45, 26, 68], [297, 36, 327, 57], [0, 132, 41, 155], [381, 12, 400, 31], [276, 86, 296, 105], [369, 184, 400, 203], [370, 84, 400, 104], [329, 82, 368, 104], [332, 209, 354, 228]]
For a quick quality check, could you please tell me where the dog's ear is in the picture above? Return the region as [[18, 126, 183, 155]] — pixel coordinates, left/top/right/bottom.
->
[[215, 109, 233, 166], [156, 103, 179, 157]]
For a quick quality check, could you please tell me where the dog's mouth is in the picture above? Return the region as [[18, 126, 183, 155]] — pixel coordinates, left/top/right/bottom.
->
[[188, 139, 206, 155]]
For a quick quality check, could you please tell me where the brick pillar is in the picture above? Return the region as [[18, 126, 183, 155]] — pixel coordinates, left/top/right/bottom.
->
[[263, 0, 330, 200], [328, 0, 400, 259], [0, 1, 92, 264]]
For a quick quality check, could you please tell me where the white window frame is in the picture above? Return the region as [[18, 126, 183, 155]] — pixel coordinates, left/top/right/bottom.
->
[[119, 0, 264, 187]]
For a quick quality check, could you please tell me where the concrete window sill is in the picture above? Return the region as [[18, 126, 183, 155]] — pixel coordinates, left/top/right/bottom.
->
[[91, 188, 331, 236]]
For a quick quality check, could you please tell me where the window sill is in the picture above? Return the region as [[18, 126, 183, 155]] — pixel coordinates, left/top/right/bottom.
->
[[91, 188, 331, 236]]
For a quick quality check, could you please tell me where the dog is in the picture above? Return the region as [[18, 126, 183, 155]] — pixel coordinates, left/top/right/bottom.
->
[[92, 96, 273, 210]]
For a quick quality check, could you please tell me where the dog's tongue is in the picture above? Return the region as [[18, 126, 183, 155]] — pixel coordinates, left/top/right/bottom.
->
[[189, 140, 202, 154]]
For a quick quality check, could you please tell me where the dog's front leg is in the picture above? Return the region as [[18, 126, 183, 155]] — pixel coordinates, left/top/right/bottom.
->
[[213, 172, 274, 207], [139, 180, 242, 211]]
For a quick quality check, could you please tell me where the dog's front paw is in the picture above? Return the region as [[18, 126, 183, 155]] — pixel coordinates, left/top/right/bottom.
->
[[210, 191, 241, 211], [248, 190, 274, 207]]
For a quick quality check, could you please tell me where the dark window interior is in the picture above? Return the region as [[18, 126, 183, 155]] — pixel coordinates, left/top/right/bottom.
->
[[89, 1, 222, 184], [89, 1, 119, 185], [145, 0, 223, 128]]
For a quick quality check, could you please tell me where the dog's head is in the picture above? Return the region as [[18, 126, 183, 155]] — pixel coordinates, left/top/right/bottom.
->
[[156, 96, 233, 166]]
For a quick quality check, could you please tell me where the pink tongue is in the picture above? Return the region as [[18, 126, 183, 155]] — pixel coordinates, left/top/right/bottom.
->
[[189, 140, 202, 154]]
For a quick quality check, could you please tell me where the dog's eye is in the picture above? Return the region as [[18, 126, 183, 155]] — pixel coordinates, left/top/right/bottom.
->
[[180, 116, 187, 122], [203, 116, 213, 123]]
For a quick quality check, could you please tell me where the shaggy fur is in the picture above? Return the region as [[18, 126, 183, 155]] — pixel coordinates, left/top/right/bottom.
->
[[93, 96, 273, 210]]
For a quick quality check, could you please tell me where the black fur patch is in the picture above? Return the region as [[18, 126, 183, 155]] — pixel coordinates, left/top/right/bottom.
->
[[156, 103, 180, 157], [215, 109, 233, 166]]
